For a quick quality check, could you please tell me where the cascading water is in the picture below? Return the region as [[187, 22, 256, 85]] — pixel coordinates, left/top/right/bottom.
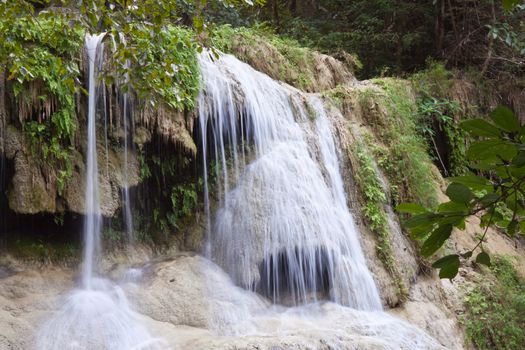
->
[[198, 52, 382, 310], [121, 90, 134, 242], [82, 33, 105, 288], [35, 34, 165, 350], [192, 52, 445, 349], [119, 34, 134, 242]]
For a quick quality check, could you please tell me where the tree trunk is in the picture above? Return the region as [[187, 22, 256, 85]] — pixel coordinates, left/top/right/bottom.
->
[[434, 0, 445, 53], [0, 68, 5, 156]]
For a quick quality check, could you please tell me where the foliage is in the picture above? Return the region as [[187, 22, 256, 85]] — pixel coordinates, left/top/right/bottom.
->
[[122, 25, 201, 111], [1, 1, 264, 114], [167, 183, 198, 229], [1, 12, 83, 193], [416, 95, 466, 177], [138, 150, 201, 236], [399, 106, 525, 279], [361, 79, 438, 208], [266, 0, 434, 78], [464, 256, 525, 349], [411, 61, 472, 177]]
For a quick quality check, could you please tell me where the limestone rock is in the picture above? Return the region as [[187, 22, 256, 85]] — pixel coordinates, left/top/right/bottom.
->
[[5, 126, 57, 214]]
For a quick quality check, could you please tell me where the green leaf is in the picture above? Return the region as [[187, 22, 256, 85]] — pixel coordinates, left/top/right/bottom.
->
[[437, 255, 460, 279], [421, 224, 453, 257], [437, 201, 468, 214], [446, 182, 473, 204], [503, 0, 521, 11], [520, 220, 525, 234], [448, 175, 492, 192], [432, 254, 460, 268], [404, 213, 439, 229], [507, 220, 518, 236], [467, 140, 517, 162], [396, 203, 428, 214], [461, 251, 473, 258], [479, 193, 500, 206], [512, 151, 525, 167], [460, 119, 500, 137], [475, 252, 491, 266], [408, 223, 435, 239], [490, 106, 520, 132]]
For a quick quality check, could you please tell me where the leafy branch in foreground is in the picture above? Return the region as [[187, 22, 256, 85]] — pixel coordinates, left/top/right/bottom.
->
[[397, 106, 525, 279]]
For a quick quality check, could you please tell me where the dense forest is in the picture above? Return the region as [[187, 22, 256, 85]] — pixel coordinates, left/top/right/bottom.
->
[[0, 1, 524, 349]]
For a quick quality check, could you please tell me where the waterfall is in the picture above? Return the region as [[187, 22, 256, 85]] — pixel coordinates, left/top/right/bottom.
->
[[198, 52, 382, 310], [35, 34, 166, 350], [119, 32, 134, 242], [82, 33, 105, 289]]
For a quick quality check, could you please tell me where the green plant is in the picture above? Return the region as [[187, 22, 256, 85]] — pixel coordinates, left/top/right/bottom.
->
[[102, 227, 124, 244], [417, 97, 467, 177], [122, 25, 201, 111], [399, 106, 525, 279], [464, 256, 525, 349], [3, 13, 83, 194], [361, 79, 438, 209], [354, 143, 406, 296]]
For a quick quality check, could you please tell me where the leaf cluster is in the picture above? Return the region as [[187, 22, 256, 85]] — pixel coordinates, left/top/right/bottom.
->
[[399, 106, 525, 279]]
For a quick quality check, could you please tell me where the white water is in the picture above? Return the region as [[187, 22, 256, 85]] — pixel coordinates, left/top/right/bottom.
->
[[119, 33, 134, 242], [35, 34, 165, 350], [31, 45, 443, 350], [198, 52, 382, 310], [82, 33, 106, 288]]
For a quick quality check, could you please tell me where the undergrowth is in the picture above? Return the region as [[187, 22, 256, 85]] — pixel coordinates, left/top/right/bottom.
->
[[354, 142, 406, 298], [359, 78, 438, 209], [411, 61, 468, 177], [464, 256, 525, 349]]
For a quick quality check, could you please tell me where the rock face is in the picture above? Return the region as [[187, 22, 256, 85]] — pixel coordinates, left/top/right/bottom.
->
[[2, 125, 139, 216], [0, 254, 447, 350]]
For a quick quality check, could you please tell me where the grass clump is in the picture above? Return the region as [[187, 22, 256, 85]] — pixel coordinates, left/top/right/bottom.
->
[[464, 256, 525, 350]]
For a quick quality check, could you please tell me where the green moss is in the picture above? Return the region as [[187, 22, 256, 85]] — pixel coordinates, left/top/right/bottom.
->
[[463, 256, 525, 349], [322, 85, 349, 109], [360, 78, 438, 208], [6, 237, 80, 264], [354, 142, 406, 297], [210, 24, 317, 90]]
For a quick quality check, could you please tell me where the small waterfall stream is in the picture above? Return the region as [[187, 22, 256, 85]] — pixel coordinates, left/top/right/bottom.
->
[[82, 33, 105, 288]]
